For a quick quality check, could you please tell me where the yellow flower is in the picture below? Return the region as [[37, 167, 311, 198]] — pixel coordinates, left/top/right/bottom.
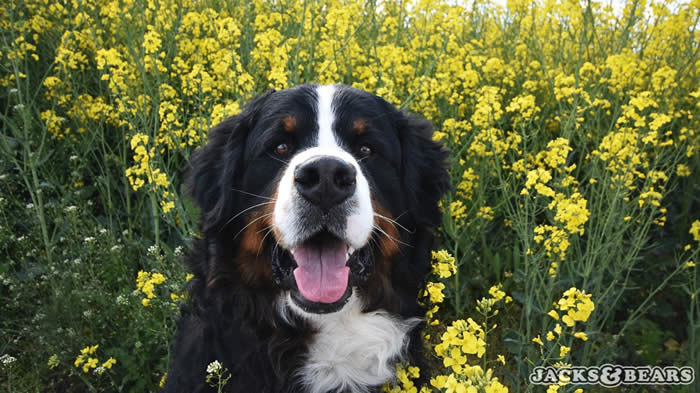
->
[[676, 164, 691, 177], [102, 357, 116, 369], [151, 273, 166, 284], [425, 282, 446, 304], [497, 354, 505, 365], [449, 200, 467, 227], [80, 345, 99, 355], [136, 271, 167, 305], [48, 354, 59, 369], [506, 93, 540, 121], [559, 346, 570, 357], [430, 375, 448, 389], [532, 335, 543, 346], [143, 27, 162, 54], [161, 200, 175, 213], [562, 315, 575, 327], [574, 332, 588, 341], [557, 288, 595, 326], [690, 220, 700, 242], [546, 385, 560, 393], [488, 284, 507, 302], [82, 357, 98, 373], [476, 206, 494, 221], [484, 380, 508, 393], [431, 250, 457, 278], [171, 293, 184, 301], [551, 192, 590, 235]]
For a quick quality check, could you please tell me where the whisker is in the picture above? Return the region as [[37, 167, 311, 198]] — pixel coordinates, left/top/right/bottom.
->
[[367, 236, 379, 251], [374, 212, 415, 234], [219, 201, 276, 232], [232, 213, 274, 240], [372, 224, 412, 248], [267, 153, 290, 165], [230, 188, 277, 201], [272, 240, 281, 261], [394, 210, 409, 221], [369, 229, 405, 256], [257, 226, 275, 257]]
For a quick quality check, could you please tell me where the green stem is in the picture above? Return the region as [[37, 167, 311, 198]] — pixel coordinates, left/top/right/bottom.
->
[[150, 191, 160, 248]]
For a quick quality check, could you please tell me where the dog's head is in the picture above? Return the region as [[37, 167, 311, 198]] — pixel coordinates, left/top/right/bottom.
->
[[187, 84, 449, 314]]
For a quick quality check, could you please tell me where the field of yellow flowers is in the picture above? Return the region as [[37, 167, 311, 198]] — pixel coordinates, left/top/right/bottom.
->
[[1, 0, 699, 392]]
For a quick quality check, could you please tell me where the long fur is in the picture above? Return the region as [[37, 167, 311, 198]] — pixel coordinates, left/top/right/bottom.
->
[[280, 293, 421, 393], [164, 84, 449, 393]]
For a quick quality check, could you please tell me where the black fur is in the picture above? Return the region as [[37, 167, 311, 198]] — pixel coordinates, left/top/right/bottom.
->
[[164, 85, 449, 393]]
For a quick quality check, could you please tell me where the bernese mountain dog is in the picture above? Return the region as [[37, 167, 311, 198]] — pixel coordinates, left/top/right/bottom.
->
[[164, 84, 450, 393]]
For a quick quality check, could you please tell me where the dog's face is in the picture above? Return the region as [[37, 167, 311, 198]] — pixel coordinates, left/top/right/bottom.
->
[[188, 84, 449, 314]]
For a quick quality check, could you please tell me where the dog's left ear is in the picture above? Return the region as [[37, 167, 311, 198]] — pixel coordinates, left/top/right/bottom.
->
[[396, 112, 451, 227], [186, 89, 276, 234]]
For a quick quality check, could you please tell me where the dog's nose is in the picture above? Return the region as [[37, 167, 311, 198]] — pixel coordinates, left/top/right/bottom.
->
[[294, 157, 357, 212]]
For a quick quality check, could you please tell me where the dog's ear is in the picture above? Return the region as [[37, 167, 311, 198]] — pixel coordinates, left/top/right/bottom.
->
[[396, 112, 451, 227], [186, 89, 275, 233]]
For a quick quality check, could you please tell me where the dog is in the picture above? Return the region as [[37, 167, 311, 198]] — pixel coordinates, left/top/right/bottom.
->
[[164, 84, 449, 393]]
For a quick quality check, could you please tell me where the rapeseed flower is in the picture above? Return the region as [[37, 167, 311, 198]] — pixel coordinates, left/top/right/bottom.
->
[[136, 271, 167, 306], [432, 250, 457, 279]]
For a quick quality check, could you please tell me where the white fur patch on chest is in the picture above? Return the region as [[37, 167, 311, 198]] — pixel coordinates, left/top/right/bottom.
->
[[279, 293, 420, 393]]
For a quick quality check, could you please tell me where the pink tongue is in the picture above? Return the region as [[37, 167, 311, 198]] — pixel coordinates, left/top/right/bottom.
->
[[292, 240, 349, 303]]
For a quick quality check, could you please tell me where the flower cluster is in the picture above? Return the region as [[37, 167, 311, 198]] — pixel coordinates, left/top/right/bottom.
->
[[426, 284, 511, 393], [383, 363, 430, 393], [124, 134, 176, 213], [0, 354, 17, 366], [532, 288, 596, 391], [434, 318, 486, 373], [520, 138, 592, 277], [476, 284, 513, 316], [691, 220, 700, 243], [431, 250, 457, 279], [205, 360, 231, 391], [422, 250, 458, 325], [554, 287, 595, 327], [135, 271, 167, 307], [73, 345, 116, 375]]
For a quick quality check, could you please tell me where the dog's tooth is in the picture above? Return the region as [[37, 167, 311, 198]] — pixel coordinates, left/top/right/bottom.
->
[[348, 247, 355, 255]]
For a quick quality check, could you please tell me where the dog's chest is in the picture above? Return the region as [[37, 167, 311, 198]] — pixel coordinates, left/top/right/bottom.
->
[[291, 295, 419, 393]]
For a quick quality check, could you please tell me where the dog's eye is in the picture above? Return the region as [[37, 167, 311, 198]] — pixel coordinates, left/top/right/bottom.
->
[[275, 143, 292, 155], [358, 145, 372, 156]]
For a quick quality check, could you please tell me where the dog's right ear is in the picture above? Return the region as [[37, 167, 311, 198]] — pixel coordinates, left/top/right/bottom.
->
[[186, 89, 275, 234]]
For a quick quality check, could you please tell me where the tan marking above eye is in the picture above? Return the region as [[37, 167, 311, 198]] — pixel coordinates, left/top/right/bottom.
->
[[282, 115, 297, 133], [352, 119, 367, 135]]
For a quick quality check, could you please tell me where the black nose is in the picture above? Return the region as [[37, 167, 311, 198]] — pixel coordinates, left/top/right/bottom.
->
[[294, 157, 357, 212]]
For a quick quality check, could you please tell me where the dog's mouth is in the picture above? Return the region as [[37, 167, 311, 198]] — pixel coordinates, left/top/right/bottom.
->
[[271, 230, 373, 313]]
